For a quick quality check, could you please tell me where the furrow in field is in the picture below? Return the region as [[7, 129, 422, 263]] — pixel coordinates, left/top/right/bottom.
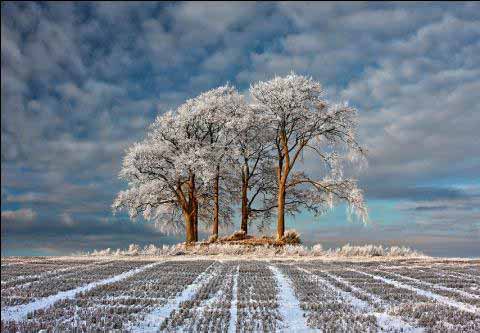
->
[[428, 266, 480, 291], [435, 264, 480, 279], [276, 263, 377, 331], [236, 261, 283, 332], [1, 260, 213, 333], [352, 268, 479, 314], [333, 268, 480, 332], [228, 265, 239, 333], [1, 260, 149, 307], [1, 261, 161, 323], [298, 266, 421, 332], [2, 258, 479, 332], [1, 260, 111, 290], [423, 266, 480, 283], [1, 259, 102, 285], [156, 262, 237, 332], [269, 265, 310, 332], [301, 264, 480, 332], [131, 261, 222, 332], [373, 268, 480, 305]]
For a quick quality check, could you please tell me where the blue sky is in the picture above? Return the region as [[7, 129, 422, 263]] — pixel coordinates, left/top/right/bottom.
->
[[1, 2, 479, 257]]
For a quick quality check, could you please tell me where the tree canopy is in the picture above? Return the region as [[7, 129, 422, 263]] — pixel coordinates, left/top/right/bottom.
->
[[113, 73, 367, 243]]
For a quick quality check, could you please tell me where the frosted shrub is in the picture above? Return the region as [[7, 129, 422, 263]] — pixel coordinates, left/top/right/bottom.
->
[[208, 234, 218, 243], [281, 229, 301, 244], [84, 242, 425, 258], [91, 248, 112, 256], [281, 244, 308, 256], [324, 244, 425, 257], [252, 245, 273, 257], [142, 244, 160, 255], [312, 244, 324, 256], [334, 244, 385, 257], [387, 246, 422, 257], [226, 230, 247, 241], [127, 244, 141, 256]]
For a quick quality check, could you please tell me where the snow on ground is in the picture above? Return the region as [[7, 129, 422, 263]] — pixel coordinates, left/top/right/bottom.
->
[[127, 262, 218, 332], [269, 265, 312, 332], [383, 269, 480, 300], [298, 267, 424, 333], [228, 265, 239, 333], [353, 269, 480, 314], [322, 270, 384, 306], [1, 257, 479, 332], [1, 261, 161, 322], [297, 267, 369, 310], [1, 260, 111, 290]]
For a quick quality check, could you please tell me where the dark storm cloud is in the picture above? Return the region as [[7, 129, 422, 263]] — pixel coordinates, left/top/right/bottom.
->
[[1, 2, 479, 255]]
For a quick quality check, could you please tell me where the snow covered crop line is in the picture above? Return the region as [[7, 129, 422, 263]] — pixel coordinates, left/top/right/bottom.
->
[[380, 269, 480, 300], [228, 265, 239, 333], [1, 261, 162, 322], [269, 265, 311, 332], [298, 267, 423, 333], [1, 260, 109, 290], [353, 269, 480, 314], [322, 270, 385, 307], [433, 268, 480, 282], [129, 262, 219, 332], [236, 262, 283, 332], [297, 267, 370, 311], [159, 262, 235, 332]]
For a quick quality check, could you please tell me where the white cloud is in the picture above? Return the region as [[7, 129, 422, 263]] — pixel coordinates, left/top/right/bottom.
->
[[1, 208, 37, 223], [341, 14, 480, 185], [1, 2, 479, 254], [60, 213, 75, 227]]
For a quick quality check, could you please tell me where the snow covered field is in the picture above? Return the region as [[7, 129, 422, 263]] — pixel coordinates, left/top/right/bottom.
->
[[1, 257, 479, 332]]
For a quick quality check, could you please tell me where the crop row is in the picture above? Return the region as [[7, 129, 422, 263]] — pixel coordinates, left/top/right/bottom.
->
[[236, 261, 283, 332], [306, 265, 480, 332], [160, 262, 236, 332], [1, 260, 151, 307], [366, 268, 480, 307], [277, 263, 379, 332], [1, 261, 112, 290], [1, 260, 214, 332], [1, 259, 478, 332], [1, 259, 102, 284]]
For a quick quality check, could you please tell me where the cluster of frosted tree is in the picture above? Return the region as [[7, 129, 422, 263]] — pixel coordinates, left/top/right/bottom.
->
[[113, 73, 367, 243]]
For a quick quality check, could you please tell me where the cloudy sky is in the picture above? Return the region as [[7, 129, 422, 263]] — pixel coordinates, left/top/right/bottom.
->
[[2, 2, 479, 257]]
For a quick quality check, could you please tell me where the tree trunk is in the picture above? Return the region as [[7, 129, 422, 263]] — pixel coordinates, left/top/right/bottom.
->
[[188, 172, 198, 242], [277, 130, 289, 240], [212, 165, 220, 237], [184, 210, 196, 243], [240, 173, 249, 234], [193, 207, 198, 242], [277, 182, 285, 240], [193, 191, 198, 242]]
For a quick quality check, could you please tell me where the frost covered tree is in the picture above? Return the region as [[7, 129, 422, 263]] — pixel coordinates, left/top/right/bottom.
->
[[228, 104, 277, 234], [113, 108, 210, 243], [250, 73, 367, 240], [114, 74, 367, 243], [113, 86, 242, 243], [178, 85, 243, 238]]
